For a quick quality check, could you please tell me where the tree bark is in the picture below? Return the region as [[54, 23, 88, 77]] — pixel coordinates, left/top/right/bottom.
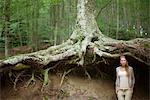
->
[[4, 0, 11, 58], [116, 0, 119, 39], [0, 0, 150, 73]]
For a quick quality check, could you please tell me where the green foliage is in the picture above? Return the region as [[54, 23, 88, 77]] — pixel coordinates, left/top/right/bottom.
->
[[49, 0, 62, 5], [42, 0, 63, 10], [96, 0, 149, 40], [0, 0, 77, 54], [0, 0, 149, 58]]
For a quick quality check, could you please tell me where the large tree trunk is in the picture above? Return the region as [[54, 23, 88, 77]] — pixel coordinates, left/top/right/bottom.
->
[[0, 0, 150, 73]]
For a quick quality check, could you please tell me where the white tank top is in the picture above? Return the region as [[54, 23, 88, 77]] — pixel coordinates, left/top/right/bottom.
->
[[118, 68, 129, 89]]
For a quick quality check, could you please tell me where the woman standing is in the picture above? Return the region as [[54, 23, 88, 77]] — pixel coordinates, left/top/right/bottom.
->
[[115, 55, 135, 100]]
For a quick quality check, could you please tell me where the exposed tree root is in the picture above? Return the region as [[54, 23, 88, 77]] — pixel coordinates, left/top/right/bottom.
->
[[95, 66, 110, 79], [41, 68, 50, 92], [41, 62, 62, 91], [60, 68, 75, 87], [26, 71, 36, 87], [83, 67, 91, 80], [13, 71, 25, 90]]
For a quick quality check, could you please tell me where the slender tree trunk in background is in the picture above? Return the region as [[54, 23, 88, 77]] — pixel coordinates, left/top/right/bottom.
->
[[49, 5, 55, 44], [26, 0, 30, 46], [18, 24, 23, 46], [49, 5, 52, 43], [59, 2, 64, 43], [107, 7, 110, 35], [50, 5, 54, 45], [133, 0, 137, 38], [127, 0, 131, 29], [62, 0, 65, 18], [140, 0, 149, 36], [107, 5, 110, 36], [16, 0, 23, 46], [58, 3, 62, 43], [31, 1, 35, 50], [35, 0, 39, 50], [4, 0, 11, 58], [31, 0, 39, 51], [111, 1, 114, 32], [4, 32, 8, 57], [54, 5, 58, 46], [116, 0, 119, 39], [68, 0, 71, 36], [60, 0, 65, 43], [123, 0, 127, 29], [136, 1, 141, 36]]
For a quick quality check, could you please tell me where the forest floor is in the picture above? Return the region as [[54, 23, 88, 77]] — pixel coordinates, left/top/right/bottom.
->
[[1, 73, 149, 100]]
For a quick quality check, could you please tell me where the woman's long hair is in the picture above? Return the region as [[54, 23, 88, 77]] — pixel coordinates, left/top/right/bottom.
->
[[120, 55, 129, 77]]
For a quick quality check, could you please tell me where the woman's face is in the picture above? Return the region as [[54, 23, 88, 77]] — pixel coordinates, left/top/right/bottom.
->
[[120, 57, 127, 67]]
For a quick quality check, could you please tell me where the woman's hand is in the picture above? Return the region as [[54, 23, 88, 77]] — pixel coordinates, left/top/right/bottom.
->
[[116, 87, 119, 94], [129, 87, 133, 92]]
